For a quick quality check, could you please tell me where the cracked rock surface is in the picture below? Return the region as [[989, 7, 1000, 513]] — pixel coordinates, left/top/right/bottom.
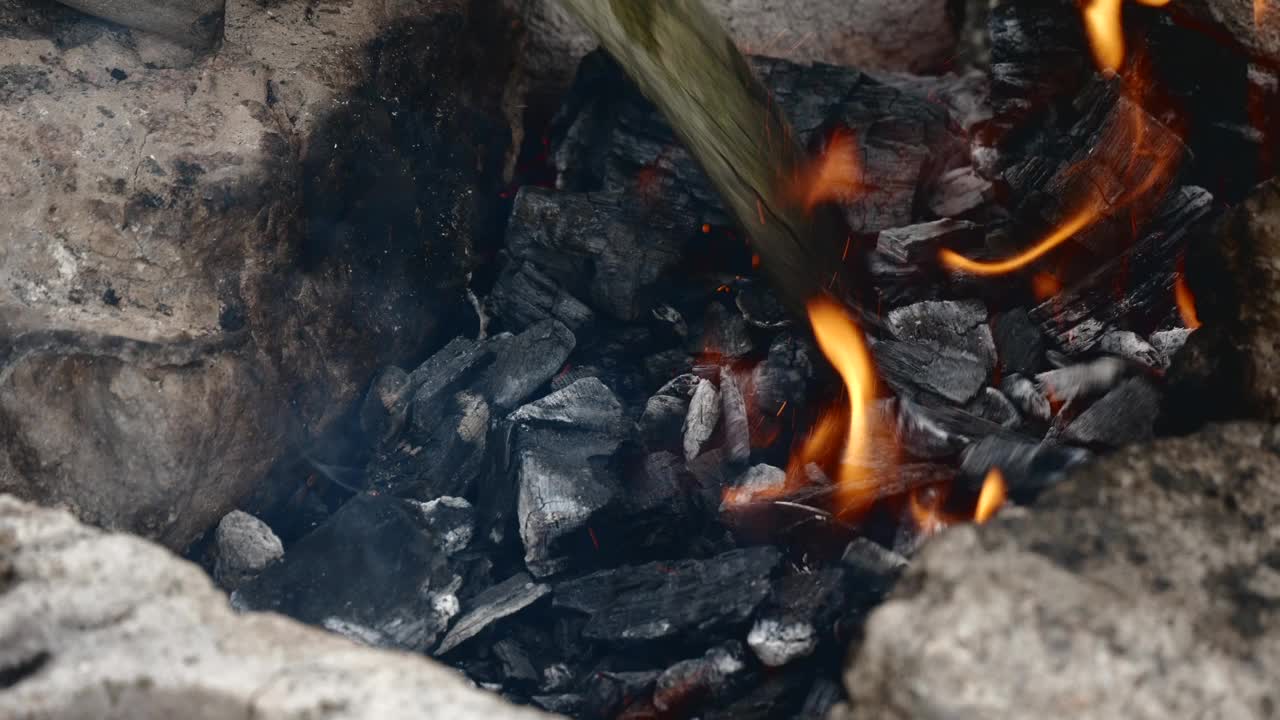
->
[[0, 494, 552, 720]]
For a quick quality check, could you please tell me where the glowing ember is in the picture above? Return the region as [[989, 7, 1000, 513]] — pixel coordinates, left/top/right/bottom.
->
[[792, 128, 863, 212], [1175, 272, 1201, 329], [908, 485, 949, 536], [1081, 0, 1172, 73], [1032, 272, 1064, 302], [806, 296, 880, 515], [974, 468, 1007, 524]]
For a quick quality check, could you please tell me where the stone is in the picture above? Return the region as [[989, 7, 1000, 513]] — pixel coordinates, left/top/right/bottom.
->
[[212, 509, 282, 591], [0, 494, 546, 719], [846, 424, 1280, 719], [53, 0, 223, 48], [0, 0, 515, 548]]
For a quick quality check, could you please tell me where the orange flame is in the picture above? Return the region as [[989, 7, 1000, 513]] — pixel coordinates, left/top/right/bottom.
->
[[939, 200, 1104, 275], [1082, 0, 1172, 73], [807, 296, 880, 514], [792, 129, 863, 212], [974, 468, 1007, 524], [1258, 0, 1269, 26], [1175, 273, 1201, 329]]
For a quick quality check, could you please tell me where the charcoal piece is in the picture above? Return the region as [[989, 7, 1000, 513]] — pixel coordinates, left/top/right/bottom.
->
[[484, 320, 577, 410], [842, 538, 909, 581], [416, 496, 474, 555], [359, 365, 409, 443], [542, 663, 576, 693], [720, 368, 751, 468], [736, 282, 790, 329], [582, 671, 661, 719], [639, 394, 689, 451], [609, 451, 697, 550], [871, 70, 993, 134], [436, 572, 550, 654], [1028, 186, 1214, 354], [511, 378, 625, 577], [490, 260, 594, 332], [683, 378, 722, 461], [366, 389, 490, 499], [968, 387, 1021, 429], [959, 435, 1092, 498], [750, 334, 816, 416], [895, 398, 1023, 459], [692, 302, 754, 358], [1036, 357, 1128, 403], [1061, 378, 1161, 448], [875, 340, 988, 405], [531, 694, 583, 715], [550, 364, 601, 392], [505, 187, 692, 321], [1150, 328, 1193, 368], [700, 674, 813, 720], [657, 373, 701, 400], [885, 299, 996, 373], [1000, 374, 1052, 422], [798, 679, 846, 720], [234, 494, 459, 652], [991, 309, 1045, 377], [363, 336, 487, 455], [644, 349, 694, 388], [493, 638, 539, 683], [553, 546, 782, 641], [720, 464, 787, 509], [748, 570, 847, 667], [653, 641, 748, 713], [876, 220, 981, 265], [927, 166, 994, 218], [1098, 330, 1162, 369]]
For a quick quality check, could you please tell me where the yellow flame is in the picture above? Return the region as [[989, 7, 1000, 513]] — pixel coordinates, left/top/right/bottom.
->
[[807, 296, 878, 514], [794, 129, 863, 212], [938, 200, 1103, 276], [974, 468, 1007, 524], [1083, 0, 1172, 73]]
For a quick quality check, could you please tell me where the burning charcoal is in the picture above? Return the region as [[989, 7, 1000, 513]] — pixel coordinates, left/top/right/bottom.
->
[[885, 299, 996, 373], [484, 320, 577, 410], [1000, 374, 1052, 422], [875, 340, 988, 406], [653, 641, 749, 714], [234, 494, 461, 652], [693, 302, 754, 358], [416, 497, 474, 555], [213, 510, 283, 591], [683, 378, 722, 461], [1036, 357, 1128, 404], [968, 387, 1021, 429], [436, 572, 550, 654], [842, 538, 909, 582], [927, 166, 994, 218], [748, 570, 847, 667], [490, 260, 595, 332], [504, 188, 693, 321], [959, 435, 1093, 498], [513, 378, 626, 577], [1061, 378, 1161, 448], [720, 368, 751, 468], [359, 365, 409, 443], [639, 394, 688, 451], [553, 546, 782, 641], [493, 638, 540, 683], [750, 334, 816, 416], [895, 398, 1021, 459], [1098, 330, 1162, 369], [720, 464, 787, 509], [1150, 328, 1193, 368], [736, 281, 790, 329], [991, 309, 1046, 377], [877, 219, 981, 265], [583, 671, 661, 719]]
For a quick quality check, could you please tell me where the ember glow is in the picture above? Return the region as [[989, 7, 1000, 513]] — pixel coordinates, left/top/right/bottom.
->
[[1082, 0, 1172, 73], [793, 128, 863, 212], [806, 296, 880, 514]]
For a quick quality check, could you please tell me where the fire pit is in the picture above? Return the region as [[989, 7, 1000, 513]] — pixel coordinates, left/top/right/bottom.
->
[[2, 0, 1279, 718]]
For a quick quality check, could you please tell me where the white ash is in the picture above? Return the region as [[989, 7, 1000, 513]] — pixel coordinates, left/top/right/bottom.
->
[[1098, 330, 1162, 368], [748, 619, 818, 667], [1036, 357, 1128, 403], [417, 496, 475, 554], [1151, 328, 1194, 367]]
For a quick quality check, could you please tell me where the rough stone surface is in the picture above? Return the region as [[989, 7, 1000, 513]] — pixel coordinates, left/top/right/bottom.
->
[[213, 509, 282, 591], [53, 0, 223, 47], [0, 0, 515, 548], [847, 424, 1280, 719], [0, 494, 549, 719]]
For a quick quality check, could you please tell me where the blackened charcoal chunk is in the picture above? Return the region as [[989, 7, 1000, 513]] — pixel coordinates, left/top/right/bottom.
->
[[992, 309, 1046, 376], [1151, 328, 1193, 369], [693, 302, 754, 358], [365, 336, 486, 447], [750, 334, 816, 417], [582, 671, 661, 720], [842, 538, 909, 582], [736, 281, 790, 329], [928, 166, 994, 218], [1062, 378, 1161, 448], [493, 638, 539, 683], [415, 497, 474, 555], [886, 299, 996, 373], [876, 340, 989, 406], [514, 379, 626, 577], [653, 641, 749, 714], [553, 546, 782, 641], [639, 394, 689, 451], [968, 387, 1021, 428], [656, 372, 701, 400], [1098, 330, 1162, 369], [359, 365, 409, 443], [606, 451, 698, 550], [435, 572, 550, 654], [683, 378, 722, 461], [877, 220, 981, 265], [490, 260, 594, 332], [234, 494, 460, 652], [960, 435, 1092, 499], [505, 188, 692, 321], [484, 320, 577, 410], [531, 694, 584, 716], [1036, 357, 1128, 403], [1001, 374, 1052, 422], [896, 398, 1027, 460], [748, 569, 847, 667], [366, 387, 490, 499]]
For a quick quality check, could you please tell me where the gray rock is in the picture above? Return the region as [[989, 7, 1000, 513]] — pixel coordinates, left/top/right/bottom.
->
[[213, 510, 282, 591], [683, 379, 722, 462], [0, 494, 548, 719], [0, 0, 514, 548], [847, 424, 1280, 719], [54, 0, 223, 48]]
